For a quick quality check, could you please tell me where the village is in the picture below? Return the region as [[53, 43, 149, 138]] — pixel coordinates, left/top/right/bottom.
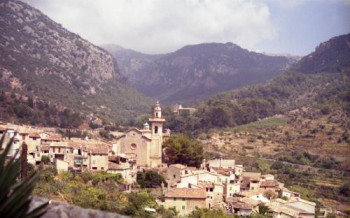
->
[[0, 101, 325, 217]]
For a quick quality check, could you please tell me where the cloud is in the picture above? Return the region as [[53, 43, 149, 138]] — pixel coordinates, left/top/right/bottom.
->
[[25, 0, 276, 53]]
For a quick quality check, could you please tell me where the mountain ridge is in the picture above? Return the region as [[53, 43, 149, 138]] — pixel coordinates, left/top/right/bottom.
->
[[104, 42, 297, 105]]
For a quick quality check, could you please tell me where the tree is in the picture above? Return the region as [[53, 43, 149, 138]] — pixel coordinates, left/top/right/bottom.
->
[[250, 204, 272, 218], [0, 133, 48, 217], [163, 134, 204, 168], [41, 155, 50, 164], [21, 143, 28, 180], [339, 182, 350, 196], [137, 170, 166, 188]]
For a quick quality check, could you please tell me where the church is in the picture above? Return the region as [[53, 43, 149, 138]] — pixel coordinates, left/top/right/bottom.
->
[[112, 101, 170, 168]]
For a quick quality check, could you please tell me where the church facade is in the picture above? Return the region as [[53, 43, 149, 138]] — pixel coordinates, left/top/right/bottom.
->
[[112, 101, 170, 168]]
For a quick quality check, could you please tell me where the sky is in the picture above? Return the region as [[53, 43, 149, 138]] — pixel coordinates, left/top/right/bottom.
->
[[25, 0, 350, 56]]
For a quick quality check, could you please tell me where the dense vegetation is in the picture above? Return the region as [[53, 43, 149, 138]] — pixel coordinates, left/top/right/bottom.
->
[[163, 134, 204, 168], [0, 90, 84, 128], [0, 134, 48, 217], [32, 166, 175, 217], [163, 72, 349, 133], [137, 170, 166, 188]]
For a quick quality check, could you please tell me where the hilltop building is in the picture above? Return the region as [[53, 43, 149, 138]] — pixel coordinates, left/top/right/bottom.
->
[[112, 101, 170, 168]]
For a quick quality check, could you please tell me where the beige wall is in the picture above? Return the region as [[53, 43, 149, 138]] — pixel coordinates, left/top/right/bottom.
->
[[55, 159, 69, 172], [208, 159, 235, 168], [225, 182, 240, 198], [167, 165, 183, 182], [164, 198, 206, 216], [117, 130, 151, 167], [89, 154, 108, 171], [250, 181, 260, 191]]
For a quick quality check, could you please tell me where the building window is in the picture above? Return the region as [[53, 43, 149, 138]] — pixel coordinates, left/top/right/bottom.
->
[[155, 126, 158, 134], [101, 167, 104, 170], [173, 198, 176, 201], [131, 143, 137, 150], [92, 167, 97, 170], [156, 112, 159, 118], [182, 205, 185, 210]]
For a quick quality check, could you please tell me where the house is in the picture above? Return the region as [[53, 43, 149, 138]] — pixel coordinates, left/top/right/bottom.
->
[[266, 198, 316, 218], [241, 172, 261, 191], [55, 159, 69, 172], [279, 188, 300, 199], [260, 180, 280, 191], [167, 164, 196, 183], [191, 181, 224, 209], [226, 200, 256, 216], [164, 188, 207, 216], [108, 162, 136, 184], [224, 181, 241, 198], [207, 159, 235, 169], [86, 143, 109, 171], [173, 104, 197, 115]]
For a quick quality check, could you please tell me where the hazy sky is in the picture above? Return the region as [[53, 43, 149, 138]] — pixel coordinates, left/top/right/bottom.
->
[[25, 0, 350, 55]]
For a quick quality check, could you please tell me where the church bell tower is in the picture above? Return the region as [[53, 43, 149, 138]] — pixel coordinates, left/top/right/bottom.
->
[[148, 101, 165, 167]]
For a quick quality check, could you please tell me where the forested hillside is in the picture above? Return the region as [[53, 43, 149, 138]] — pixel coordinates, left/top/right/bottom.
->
[[0, 0, 153, 126], [163, 33, 350, 132]]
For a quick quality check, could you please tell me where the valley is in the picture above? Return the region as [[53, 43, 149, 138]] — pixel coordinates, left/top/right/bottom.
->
[[0, 0, 349, 217]]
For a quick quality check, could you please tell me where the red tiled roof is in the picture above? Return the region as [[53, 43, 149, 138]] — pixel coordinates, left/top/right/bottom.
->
[[41, 145, 50, 151], [86, 143, 109, 154], [108, 162, 128, 170], [42, 134, 62, 141], [29, 133, 41, 138], [165, 188, 206, 199], [229, 201, 254, 210], [260, 180, 279, 188], [197, 181, 215, 188]]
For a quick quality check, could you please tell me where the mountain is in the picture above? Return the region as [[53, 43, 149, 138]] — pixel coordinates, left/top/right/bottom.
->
[[292, 34, 350, 74], [104, 43, 296, 105], [102, 44, 163, 86], [163, 33, 350, 132], [0, 0, 153, 126]]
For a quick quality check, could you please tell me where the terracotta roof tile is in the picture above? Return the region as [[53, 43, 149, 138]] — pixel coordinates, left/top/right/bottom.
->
[[29, 132, 41, 138], [41, 145, 50, 151], [260, 180, 279, 187]]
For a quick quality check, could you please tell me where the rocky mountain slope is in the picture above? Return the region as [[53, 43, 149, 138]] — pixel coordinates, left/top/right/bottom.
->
[[292, 34, 350, 74], [102, 44, 163, 86], [0, 0, 153, 125], [104, 43, 296, 105]]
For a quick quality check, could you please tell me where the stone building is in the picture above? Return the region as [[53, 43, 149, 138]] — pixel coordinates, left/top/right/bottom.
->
[[113, 101, 170, 168], [164, 188, 207, 216]]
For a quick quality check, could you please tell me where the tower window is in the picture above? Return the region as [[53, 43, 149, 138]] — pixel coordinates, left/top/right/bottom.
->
[[155, 126, 158, 134], [156, 112, 159, 118]]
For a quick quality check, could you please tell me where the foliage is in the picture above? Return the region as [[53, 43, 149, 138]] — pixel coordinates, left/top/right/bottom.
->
[[137, 170, 166, 188], [339, 182, 350, 196], [189, 208, 236, 218], [163, 134, 204, 168], [41, 155, 50, 164], [0, 133, 48, 217], [122, 191, 156, 217]]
